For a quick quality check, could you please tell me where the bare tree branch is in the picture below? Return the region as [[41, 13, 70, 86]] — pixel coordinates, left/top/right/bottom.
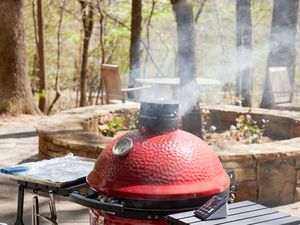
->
[[195, 0, 207, 23], [102, 9, 130, 30], [142, 0, 156, 77], [48, 0, 66, 114], [32, 0, 38, 46], [141, 40, 163, 75], [156, 30, 170, 71], [64, 8, 81, 21], [213, 0, 226, 69]]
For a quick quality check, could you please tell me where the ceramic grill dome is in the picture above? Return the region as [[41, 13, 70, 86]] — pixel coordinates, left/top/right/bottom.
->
[[87, 101, 230, 201]]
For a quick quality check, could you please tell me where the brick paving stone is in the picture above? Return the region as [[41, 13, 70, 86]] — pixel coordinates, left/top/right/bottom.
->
[[0, 122, 89, 225]]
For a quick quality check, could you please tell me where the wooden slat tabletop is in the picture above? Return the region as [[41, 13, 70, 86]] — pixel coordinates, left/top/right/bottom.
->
[[166, 201, 300, 225]]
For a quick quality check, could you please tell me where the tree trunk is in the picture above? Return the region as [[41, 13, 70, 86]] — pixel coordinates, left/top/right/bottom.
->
[[79, 0, 94, 107], [97, 0, 105, 65], [171, 0, 202, 137], [236, 0, 252, 107], [260, 0, 299, 108], [128, 0, 142, 87], [96, 0, 105, 105], [172, 0, 196, 86], [37, 0, 47, 113], [0, 0, 38, 115]]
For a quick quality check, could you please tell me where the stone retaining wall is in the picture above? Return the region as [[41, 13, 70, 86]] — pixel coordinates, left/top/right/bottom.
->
[[36, 103, 300, 206], [37, 103, 139, 159], [202, 105, 300, 206]]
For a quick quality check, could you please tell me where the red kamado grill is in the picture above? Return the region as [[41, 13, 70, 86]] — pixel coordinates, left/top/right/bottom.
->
[[70, 101, 235, 225]]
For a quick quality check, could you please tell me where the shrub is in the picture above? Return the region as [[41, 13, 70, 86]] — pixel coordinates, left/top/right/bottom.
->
[[99, 112, 139, 137], [224, 114, 268, 144]]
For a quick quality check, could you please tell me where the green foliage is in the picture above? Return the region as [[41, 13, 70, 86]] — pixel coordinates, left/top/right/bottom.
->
[[225, 114, 269, 144], [99, 112, 139, 137], [126, 112, 139, 130], [100, 118, 122, 137], [22, 1, 282, 111], [201, 109, 211, 134], [38, 89, 46, 98]]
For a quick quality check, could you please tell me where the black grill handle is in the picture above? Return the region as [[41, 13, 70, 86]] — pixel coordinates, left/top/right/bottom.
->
[[224, 168, 237, 203], [69, 192, 124, 213]]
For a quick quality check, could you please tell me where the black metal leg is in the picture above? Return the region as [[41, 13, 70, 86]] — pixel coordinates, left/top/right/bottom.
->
[[48, 191, 58, 225], [14, 184, 25, 225], [32, 196, 39, 225], [30, 191, 58, 225]]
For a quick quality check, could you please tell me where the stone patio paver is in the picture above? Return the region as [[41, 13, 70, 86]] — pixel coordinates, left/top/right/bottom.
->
[[0, 124, 89, 225]]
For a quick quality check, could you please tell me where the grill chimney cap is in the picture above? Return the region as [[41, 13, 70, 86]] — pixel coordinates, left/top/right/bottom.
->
[[139, 100, 180, 131]]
